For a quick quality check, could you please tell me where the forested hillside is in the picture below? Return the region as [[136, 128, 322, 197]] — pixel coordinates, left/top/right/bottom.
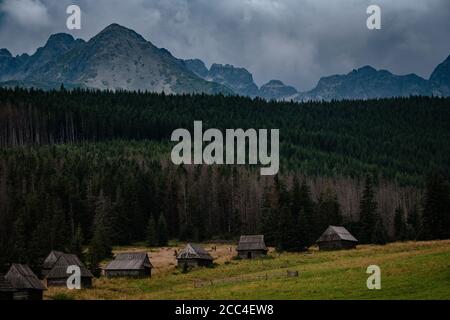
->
[[1, 88, 450, 183], [0, 87, 449, 272]]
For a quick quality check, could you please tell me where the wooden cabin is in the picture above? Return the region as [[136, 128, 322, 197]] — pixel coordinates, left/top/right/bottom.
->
[[236, 235, 268, 259], [41, 250, 64, 278], [104, 252, 152, 278], [44, 253, 93, 288], [316, 226, 358, 250], [5, 264, 46, 300], [177, 244, 214, 268], [0, 274, 15, 300]]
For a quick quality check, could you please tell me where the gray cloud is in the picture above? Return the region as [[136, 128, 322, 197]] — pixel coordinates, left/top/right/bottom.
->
[[0, 0, 449, 90]]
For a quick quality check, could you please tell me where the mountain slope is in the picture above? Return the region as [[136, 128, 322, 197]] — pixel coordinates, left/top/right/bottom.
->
[[205, 63, 260, 97], [183, 60, 297, 99], [0, 24, 231, 95], [1, 23, 449, 100], [430, 55, 450, 96], [183, 59, 209, 78], [296, 66, 431, 101], [259, 80, 297, 100]]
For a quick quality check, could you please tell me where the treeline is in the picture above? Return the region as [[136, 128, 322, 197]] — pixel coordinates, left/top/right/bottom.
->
[[261, 174, 450, 251], [0, 141, 449, 274], [1, 87, 450, 185]]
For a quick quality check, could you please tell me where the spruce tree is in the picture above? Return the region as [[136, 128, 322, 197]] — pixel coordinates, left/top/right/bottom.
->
[[13, 212, 28, 264], [296, 208, 310, 251], [422, 173, 450, 240], [276, 207, 298, 251], [371, 214, 388, 245], [88, 194, 113, 276], [298, 181, 316, 246], [259, 184, 279, 246], [71, 224, 85, 261], [316, 187, 342, 233], [146, 215, 158, 247], [358, 175, 378, 244], [157, 214, 169, 246], [407, 206, 422, 240]]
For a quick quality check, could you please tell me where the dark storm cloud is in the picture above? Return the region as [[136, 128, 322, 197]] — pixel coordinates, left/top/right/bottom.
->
[[1, 0, 449, 90]]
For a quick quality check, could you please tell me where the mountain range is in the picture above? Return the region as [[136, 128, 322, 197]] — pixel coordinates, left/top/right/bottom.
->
[[1, 23, 449, 101]]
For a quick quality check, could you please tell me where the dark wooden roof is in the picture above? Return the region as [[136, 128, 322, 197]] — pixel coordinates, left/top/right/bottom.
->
[[105, 252, 153, 271], [236, 235, 268, 251], [6, 264, 46, 290], [42, 250, 64, 270], [0, 274, 15, 292], [316, 226, 358, 243], [45, 254, 93, 279], [177, 244, 213, 261]]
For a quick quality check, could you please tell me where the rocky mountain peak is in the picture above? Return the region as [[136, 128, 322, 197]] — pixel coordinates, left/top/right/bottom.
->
[[0, 49, 12, 58], [207, 63, 259, 97], [46, 33, 75, 46], [430, 55, 450, 96], [184, 59, 209, 78], [260, 79, 298, 100], [265, 80, 284, 86], [94, 23, 146, 43], [353, 65, 377, 75]]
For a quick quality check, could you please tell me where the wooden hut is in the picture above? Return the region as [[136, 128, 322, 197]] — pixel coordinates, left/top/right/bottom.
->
[[316, 226, 358, 250], [41, 250, 64, 277], [104, 252, 152, 278], [0, 274, 15, 300], [44, 253, 93, 288], [177, 244, 214, 268], [5, 264, 46, 300], [236, 235, 268, 259]]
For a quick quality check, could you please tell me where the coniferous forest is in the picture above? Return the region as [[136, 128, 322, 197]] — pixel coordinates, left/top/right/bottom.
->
[[1, 87, 450, 273]]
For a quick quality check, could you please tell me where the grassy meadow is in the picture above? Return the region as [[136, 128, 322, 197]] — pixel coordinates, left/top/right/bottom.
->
[[45, 240, 450, 300]]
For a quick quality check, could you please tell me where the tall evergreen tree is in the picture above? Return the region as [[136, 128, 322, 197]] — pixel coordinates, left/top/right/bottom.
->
[[407, 205, 422, 240], [146, 215, 158, 247], [70, 224, 85, 261], [316, 188, 343, 233], [422, 173, 450, 240], [296, 208, 310, 251], [358, 175, 378, 244], [276, 207, 298, 251], [157, 214, 169, 246], [88, 193, 113, 276], [298, 181, 316, 245], [259, 183, 279, 246], [371, 214, 388, 245]]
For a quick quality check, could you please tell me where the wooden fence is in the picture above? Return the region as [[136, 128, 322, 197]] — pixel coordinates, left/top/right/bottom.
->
[[193, 270, 299, 288]]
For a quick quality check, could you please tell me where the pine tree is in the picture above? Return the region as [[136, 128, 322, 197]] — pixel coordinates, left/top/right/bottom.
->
[[146, 215, 158, 247], [50, 200, 69, 251], [296, 208, 309, 251], [407, 205, 422, 240], [298, 181, 316, 246], [358, 175, 378, 244], [157, 214, 169, 246], [276, 207, 298, 251], [422, 173, 450, 240], [316, 187, 342, 233], [371, 214, 388, 245], [259, 184, 279, 246], [88, 194, 113, 276], [71, 224, 85, 261], [13, 212, 28, 264]]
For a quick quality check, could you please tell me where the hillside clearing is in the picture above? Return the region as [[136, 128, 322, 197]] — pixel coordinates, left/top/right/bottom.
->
[[46, 240, 450, 300]]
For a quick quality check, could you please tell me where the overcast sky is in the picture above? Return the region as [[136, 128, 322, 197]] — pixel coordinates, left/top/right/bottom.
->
[[0, 0, 449, 90]]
